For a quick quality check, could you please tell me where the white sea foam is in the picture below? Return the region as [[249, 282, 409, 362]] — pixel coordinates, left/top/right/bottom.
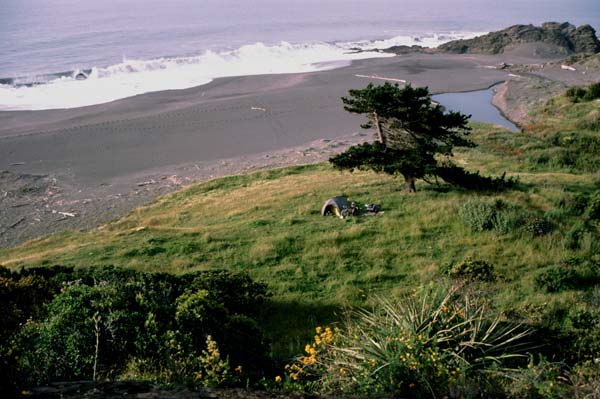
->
[[340, 31, 486, 50], [0, 32, 485, 111]]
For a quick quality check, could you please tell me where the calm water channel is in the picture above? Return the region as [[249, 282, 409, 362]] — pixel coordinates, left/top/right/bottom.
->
[[433, 86, 519, 131]]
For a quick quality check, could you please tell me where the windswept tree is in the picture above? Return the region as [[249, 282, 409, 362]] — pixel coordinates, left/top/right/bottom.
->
[[331, 83, 474, 192]]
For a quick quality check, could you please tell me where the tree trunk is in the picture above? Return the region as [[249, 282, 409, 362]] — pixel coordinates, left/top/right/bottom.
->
[[372, 111, 385, 145], [403, 174, 416, 193]]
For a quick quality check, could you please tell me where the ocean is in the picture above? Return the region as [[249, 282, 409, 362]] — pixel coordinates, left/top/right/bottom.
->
[[0, 0, 598, 110]]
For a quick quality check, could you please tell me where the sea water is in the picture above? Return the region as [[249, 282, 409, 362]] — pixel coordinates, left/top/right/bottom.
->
[[0, 0, 598, 110]]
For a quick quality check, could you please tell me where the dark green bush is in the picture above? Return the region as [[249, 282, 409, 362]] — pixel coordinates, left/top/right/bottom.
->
[[583, 82, 600, 101], [445, 257, 496, 282], [566, 86, 587, 102], [566, 82, 600, 102], [535, 266, 576, 293], [522, 216, 553, 237], [6, 266, 271, 389], [585, 191, 600, 221]]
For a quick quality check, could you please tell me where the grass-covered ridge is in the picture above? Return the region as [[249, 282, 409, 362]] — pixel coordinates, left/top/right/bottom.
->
[[2, 85, 600, 397]]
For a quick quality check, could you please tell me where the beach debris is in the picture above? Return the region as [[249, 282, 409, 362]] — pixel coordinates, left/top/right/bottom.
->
[[10, 162, 26, 166], [164, 175, 182, 185], [561, 64, 576, 71], [355, 74, 406, 83], [9, 217, 26, 228], [251, 106, 267, 112], [52, 210, 77, 218], [137, 179, 157, 187]]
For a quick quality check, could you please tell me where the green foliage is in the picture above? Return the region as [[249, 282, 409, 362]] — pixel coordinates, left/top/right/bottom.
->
[[585, 191, 600, 221], [505, 357, 570, 399], [5, 266, 270, 389], [557, 192, 589, 216], [334, 83, 474, 191], [447, 257, 496, 282], [435, 161, 517, 191], [567, 360, 600, 398], [286, 286, 532, 398], [534, 256, 600, 293], [0, 266, 74, 394], [535, 266, 577, 293], [458, 199, 522, 234], [522, 216, 553, 237], [566, 81, 600, 102], [566, 86, 588, 102], [329, 141, 436, 178]]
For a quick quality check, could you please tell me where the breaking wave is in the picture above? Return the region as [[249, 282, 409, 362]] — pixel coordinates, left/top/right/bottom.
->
[[0, 32, 484, 111]]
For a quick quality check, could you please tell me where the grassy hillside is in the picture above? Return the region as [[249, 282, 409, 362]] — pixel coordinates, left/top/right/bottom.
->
[[1, 89, 599, 362], [2, 85, 600, 398]]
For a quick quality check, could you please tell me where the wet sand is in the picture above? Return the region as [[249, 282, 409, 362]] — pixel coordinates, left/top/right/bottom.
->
[[0, 52, 579, 247]]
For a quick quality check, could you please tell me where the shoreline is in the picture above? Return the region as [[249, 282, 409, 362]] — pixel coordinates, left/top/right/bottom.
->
[[1, 52, 597, 248]]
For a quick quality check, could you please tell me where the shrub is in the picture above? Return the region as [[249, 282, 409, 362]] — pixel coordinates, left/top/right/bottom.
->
[[566, 87, 587, 102], [459, 199, 501, 232], [566, 82, 600, 102], [505, 357, 570, 399], [565, 222, 586, 250], [448, 258, 496, 282], [583, 82, 600, 101], [557, 193, 589, 216], [568, 360, 600, 398], [459, 199, 522, 234], [585, 191, 600, 221], [535, 266, 576, 293], [12, 267, 271, 388], [286, 286, 532, 398], [522, 216, 553, 237]]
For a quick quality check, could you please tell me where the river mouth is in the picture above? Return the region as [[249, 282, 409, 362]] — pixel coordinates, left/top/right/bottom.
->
[[432, 85, 519, 132]]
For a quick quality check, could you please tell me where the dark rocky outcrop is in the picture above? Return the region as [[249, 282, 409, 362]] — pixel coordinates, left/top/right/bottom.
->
[[381, 45, 432, 55], [437, 22, 600, 55]]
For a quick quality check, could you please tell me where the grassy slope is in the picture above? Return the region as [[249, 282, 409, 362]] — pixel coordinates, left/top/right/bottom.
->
[[1, 94, 598, 358]]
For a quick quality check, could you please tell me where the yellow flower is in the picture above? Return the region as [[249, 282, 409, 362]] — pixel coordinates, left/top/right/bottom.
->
[[316, 326, 322, 334], [275, 375, 282, 382], [235, 365, 242, 373]]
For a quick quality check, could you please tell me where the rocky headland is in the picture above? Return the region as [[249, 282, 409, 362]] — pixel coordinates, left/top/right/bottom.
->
[[383, 22, 600, 57]]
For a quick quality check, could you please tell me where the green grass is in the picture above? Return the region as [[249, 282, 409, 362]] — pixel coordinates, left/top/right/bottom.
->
[[1, 90, 599, 359]]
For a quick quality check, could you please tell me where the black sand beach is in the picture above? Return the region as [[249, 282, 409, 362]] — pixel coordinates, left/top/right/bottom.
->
[[1, 52, 597, 247]]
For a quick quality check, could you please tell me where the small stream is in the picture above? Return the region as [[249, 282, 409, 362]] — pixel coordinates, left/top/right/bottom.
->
[[432, 85, 519, 132]]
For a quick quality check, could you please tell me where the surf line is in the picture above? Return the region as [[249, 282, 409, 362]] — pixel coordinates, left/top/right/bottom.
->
[[355, 74, 406, 83]]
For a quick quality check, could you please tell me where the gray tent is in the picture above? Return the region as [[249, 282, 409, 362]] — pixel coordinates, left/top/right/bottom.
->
[[321, 196, 350, 217]]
